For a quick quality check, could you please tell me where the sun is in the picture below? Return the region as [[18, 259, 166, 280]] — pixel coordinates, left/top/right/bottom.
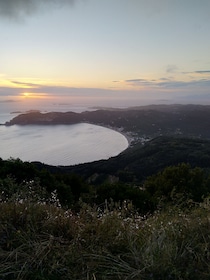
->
[[21, 92, 48, 99], [23, 92, 31, 97]]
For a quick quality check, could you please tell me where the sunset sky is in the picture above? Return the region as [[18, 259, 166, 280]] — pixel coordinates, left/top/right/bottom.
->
[[0, 0, 210, 107]]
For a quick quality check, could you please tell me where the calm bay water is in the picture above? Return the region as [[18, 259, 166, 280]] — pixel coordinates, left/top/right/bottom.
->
[[0, 123, 128, 166], [0, 100, 128, 166]]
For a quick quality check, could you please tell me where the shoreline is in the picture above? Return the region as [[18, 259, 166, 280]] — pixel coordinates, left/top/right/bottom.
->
[[0, 122, 130, 166], [88, 122, 134, 148], [105, 126, 134, 147], [1, 111, 136, 149]]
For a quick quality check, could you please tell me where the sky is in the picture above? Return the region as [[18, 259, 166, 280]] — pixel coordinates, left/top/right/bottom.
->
[[0, 0, 210, 108]]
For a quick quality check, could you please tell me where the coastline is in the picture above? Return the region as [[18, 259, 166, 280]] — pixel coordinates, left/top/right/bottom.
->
[[106, 126, 134, 147], [0, 122, 129, 166], [92, 123, 134, 148]]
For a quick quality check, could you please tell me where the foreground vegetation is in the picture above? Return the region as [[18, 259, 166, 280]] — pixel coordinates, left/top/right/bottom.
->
[[0, 157, 210, 279], [0, 189, 209, 279]]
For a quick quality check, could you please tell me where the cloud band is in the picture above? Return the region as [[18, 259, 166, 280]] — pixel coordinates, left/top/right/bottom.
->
[[0, 0, 76, 19]]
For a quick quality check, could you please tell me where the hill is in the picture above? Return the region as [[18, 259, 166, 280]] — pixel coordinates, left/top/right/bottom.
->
[[3, 104, 210, 185], [5, 104, 210, 141], [33, 136, 210, 185]]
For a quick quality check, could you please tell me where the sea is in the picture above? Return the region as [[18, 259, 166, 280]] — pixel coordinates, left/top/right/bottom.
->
[[0, 99, 128, 166]]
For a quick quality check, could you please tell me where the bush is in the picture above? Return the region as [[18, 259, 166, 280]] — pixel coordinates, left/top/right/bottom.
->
[[144, 163, 210, 205], [0, 194, 209, 279]]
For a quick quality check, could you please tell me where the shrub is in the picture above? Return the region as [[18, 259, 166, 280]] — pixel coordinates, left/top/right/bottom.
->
[[0, 196, 209, 279]]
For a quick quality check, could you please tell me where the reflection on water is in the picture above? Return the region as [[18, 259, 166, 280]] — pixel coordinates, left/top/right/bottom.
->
[[0, 123, 128, 166]]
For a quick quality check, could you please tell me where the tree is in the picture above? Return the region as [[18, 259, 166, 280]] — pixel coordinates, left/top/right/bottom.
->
[[144, 163, 209, 203]]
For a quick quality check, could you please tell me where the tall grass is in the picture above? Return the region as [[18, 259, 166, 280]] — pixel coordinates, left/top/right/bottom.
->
[[0, 194, 209, 279]]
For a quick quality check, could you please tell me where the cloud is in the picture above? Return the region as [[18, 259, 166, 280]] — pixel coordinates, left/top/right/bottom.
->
[[0, 0, 77, 19], [125, 79, 153, 87], [124, 76, 210, 89], [0, 99, 19, 103], [195, 70, 210, 74], [157, 79, 210, 89], [125, 79, 147, 83], [0, 87, 23, 96], [11, 80, 41, 87], [1, 77, 210, 100], [0, 83, 118, 97], [1, 83, 210, 108], [182, 70, 210, 75], [166, 65, 178, 73], [159, 78, 171, 81]]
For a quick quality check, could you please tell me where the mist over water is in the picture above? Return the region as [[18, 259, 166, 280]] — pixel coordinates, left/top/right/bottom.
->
[[0, 99, 128, 166], [0, 123, 128, 166]]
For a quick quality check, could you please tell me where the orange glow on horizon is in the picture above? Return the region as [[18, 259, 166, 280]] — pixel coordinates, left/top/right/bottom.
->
[[23, 92, 30, 97], [21, 92, 49, 99]]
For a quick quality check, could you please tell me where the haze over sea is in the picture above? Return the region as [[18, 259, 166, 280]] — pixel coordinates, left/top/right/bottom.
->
[[0, 99, 129, 166]]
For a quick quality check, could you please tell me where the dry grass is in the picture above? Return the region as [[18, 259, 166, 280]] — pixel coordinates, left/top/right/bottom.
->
[[0, 194, 209, 279]]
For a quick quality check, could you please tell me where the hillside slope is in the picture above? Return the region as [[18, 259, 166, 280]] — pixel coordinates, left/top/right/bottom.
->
[[34, 136, 210, 184]]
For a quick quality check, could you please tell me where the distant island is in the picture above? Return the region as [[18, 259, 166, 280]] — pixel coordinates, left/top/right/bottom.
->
[[10, 109, 41, 115], [5, 104, 210, 145]]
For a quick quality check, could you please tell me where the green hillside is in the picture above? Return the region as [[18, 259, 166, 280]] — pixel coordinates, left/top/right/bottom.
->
[[49, 136, 210, 184]]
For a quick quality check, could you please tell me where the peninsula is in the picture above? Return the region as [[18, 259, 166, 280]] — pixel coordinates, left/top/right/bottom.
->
[[5, 104, 210, 144]]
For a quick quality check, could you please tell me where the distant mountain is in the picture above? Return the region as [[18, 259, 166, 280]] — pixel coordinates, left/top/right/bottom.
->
[[5, 104, 210, 141]]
